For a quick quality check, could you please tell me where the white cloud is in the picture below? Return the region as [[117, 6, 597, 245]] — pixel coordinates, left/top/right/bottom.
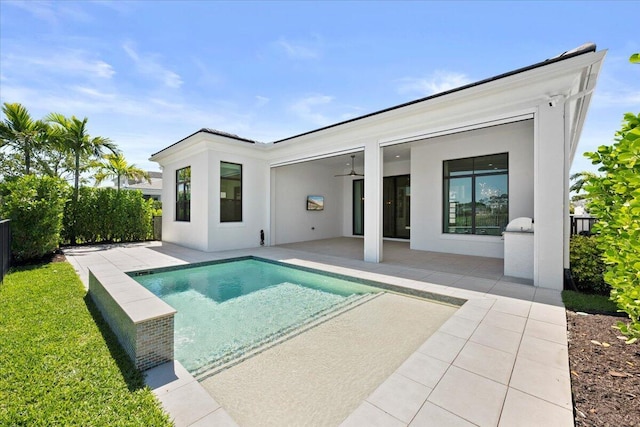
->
[[276, 37, 321, 59], [7, 1, 93, 25], [192, 58, 223, 88], [255, 96, 270, 108], [122, 42, 183, 89], [71, 86, 116, 100], [397, 71, 473, 96], [593, 90, 640, 107], [289, 94, 334, 126], [2, 50, 115, 79]]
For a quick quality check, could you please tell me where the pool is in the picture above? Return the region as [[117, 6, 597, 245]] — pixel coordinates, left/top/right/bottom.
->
[[131, 257, 384, 375]]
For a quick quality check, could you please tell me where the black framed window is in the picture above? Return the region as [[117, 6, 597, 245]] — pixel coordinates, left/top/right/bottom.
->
[[443, 153, 508, 235], [220, 161, 242, 222], [175, 166, 191, 222]]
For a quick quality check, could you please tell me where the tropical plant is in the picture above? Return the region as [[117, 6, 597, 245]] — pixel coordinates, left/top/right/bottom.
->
[[45, 113, 117, 195], [0, 103, 47, 175], [93, 152, 150, 191], [585, 112, 640, 343], [631, 53, 639, 64], [570, 171, 597, 202], [45, 114, 117, 244], [31, 123, 77, 180]]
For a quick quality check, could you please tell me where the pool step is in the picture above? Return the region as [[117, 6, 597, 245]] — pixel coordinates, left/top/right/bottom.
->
[[193, 292, 383, 381]]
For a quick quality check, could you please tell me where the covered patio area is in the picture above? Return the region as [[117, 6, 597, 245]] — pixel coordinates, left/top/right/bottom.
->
[[277, 237, 507, 281]]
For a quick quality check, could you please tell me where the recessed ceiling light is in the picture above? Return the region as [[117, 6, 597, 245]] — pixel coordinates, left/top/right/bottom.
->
[[395, 155, 400, 158]]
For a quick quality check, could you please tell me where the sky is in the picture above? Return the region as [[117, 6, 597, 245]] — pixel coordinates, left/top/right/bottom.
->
[[1, 1, 638, 174]]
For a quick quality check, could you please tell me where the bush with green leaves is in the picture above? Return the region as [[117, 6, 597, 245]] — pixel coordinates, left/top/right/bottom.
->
[[585, 112, 640, 343], [62, 187, 155, 244], [569, 235, 608, 295], [0, 175, 70, 262]]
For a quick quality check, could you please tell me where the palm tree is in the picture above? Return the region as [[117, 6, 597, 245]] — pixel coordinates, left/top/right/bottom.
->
[[0, 103, 47, 175], [94, 152, 150, 191], [570, 171, 596, 198], [46, 113, 117, 244], [46, 113, 117, 197]]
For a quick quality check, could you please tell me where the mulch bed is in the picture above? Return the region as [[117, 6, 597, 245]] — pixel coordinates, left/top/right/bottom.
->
[[567, 311, 640, 427], [12, 250, 66, 266]]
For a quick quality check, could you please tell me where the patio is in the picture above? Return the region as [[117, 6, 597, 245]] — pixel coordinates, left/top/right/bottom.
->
[[65, 238, 571, 426]]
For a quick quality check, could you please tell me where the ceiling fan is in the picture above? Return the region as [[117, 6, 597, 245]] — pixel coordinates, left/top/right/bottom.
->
[[334, 154, 364, 177]]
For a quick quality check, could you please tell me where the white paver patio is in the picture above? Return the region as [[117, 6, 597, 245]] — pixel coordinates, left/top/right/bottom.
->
[[65, 239, 573, 426]]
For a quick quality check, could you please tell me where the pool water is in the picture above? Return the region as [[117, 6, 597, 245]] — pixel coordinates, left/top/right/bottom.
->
[[132, 258, 380, 374]]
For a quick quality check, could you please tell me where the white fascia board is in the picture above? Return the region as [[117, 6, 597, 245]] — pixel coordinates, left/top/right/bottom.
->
[[378, 111, 536, 146], [567, 53, 606, 163], [203, 139, 269, 158], [149, 138, 209, 166], [268, 146, 365, 168], [150, 133, 269, 166]]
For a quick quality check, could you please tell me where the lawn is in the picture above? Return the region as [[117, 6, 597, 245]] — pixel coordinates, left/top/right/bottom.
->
[[562, 290, 620, 315], [0, 261, 172, 426]]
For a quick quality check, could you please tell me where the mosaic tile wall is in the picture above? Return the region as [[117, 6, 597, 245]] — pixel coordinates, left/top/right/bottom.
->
[[88, 270, 175, 371]]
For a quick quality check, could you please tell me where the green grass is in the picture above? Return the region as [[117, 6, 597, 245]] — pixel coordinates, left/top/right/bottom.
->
[[0, 262, 172, 426], [562, 290, 620, 315]]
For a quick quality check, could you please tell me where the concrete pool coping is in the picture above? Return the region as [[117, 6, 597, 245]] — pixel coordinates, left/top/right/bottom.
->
[[65, 241, 573, 427]]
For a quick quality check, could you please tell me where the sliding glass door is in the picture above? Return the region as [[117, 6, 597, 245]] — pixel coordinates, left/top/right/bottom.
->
[[383, 175, 410, 239], [352, 175, 410, 239], [353, 179, 364, 235]]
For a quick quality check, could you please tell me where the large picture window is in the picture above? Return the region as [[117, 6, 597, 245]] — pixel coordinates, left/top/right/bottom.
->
[[443, 153, 508, 235], [175, 166, 191, 222], [220, 161, 242, 222]]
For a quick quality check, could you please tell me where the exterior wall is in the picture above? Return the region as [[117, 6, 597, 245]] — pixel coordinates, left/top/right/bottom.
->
[[161, 150, 210, 251], [272, 161, 343, 244], [88, 267, 176, 371], [534, 104, 566, 288], [207, 151, 270, 251], [384, 159, 411, 177], [411, 120, 534, 259]]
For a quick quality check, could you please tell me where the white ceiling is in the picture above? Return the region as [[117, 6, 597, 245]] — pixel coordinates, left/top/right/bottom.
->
[[304, 143, 412, 171]]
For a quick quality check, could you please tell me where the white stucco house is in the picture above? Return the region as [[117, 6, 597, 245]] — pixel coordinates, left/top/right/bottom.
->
[[150, 44, 606, 291]]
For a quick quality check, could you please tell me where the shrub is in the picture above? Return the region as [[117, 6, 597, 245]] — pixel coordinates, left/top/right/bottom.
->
[[0, 175, 70, 262], [585, 112, 640, 343], [62, 187, 154, 244], [569, 235, 608, 295]]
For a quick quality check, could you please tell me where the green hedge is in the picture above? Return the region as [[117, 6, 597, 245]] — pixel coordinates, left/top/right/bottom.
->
[[569, 235, 609, 295], [585, 112, 640, 342], [0, 175, 70, 262], [62, 187, 154, 245]]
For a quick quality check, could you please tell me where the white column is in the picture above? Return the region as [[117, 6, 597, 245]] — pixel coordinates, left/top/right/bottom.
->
[[533, 102, 566, 290], [363, 141, 383, 263]]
